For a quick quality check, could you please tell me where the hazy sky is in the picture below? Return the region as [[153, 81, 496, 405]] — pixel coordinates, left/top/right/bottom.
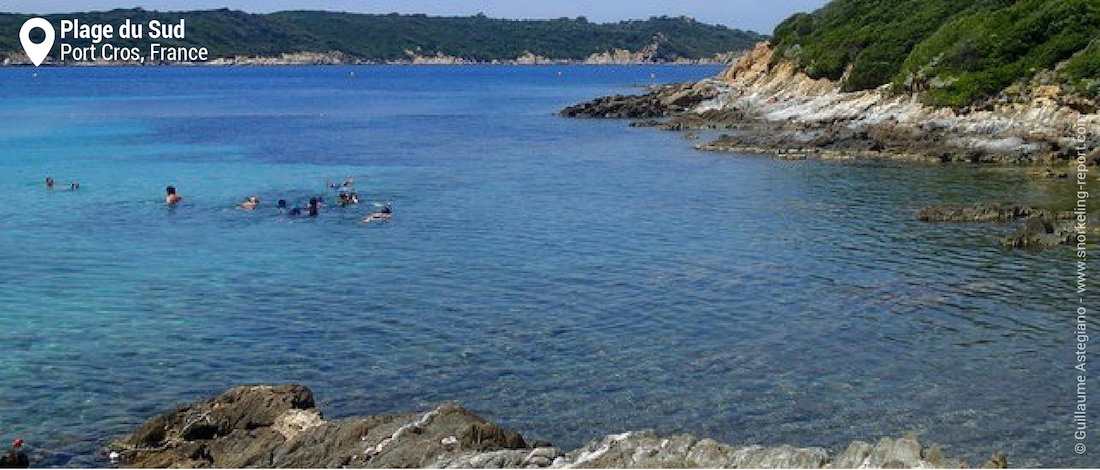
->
[[1, 1, 830, 33]]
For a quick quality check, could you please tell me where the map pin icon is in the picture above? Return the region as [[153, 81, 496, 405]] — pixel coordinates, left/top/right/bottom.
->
[[20, 18, 55, 67]]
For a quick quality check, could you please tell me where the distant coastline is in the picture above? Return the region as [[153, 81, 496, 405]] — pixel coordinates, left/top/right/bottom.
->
[[0, 49, 745, 66], [0, 9, 763, 66]]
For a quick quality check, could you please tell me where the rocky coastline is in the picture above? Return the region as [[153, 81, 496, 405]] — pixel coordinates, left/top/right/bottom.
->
[[561, 41, 1099, 251], [108, 385, 1008, 469], [561, 42, 1099, 166]]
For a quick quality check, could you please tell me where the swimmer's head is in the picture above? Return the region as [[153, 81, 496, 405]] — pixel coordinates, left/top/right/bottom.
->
[[277, 199, 287, 208], [166, 186, 177, 195]]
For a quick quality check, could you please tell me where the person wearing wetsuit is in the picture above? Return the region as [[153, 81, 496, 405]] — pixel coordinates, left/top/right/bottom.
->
[[0, 439, 29, 468], [308, 198, 320, 217]]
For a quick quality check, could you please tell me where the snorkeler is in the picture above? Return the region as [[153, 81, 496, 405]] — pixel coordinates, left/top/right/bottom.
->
[[239, 196, 260, 210], [0, 439, 29, 468], [361, 203, 392, 223], [165, 186, 182, 205], [69, 182, 79, 190], [337, 191, 360, 206], [308, 198, 320, 217], [277, 199, 288, 209], [45, 177, 54, 189]]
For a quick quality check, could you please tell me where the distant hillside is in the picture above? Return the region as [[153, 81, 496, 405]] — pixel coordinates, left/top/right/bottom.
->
[[0, 8, 765, 62], [771, 0, 1100, 106]]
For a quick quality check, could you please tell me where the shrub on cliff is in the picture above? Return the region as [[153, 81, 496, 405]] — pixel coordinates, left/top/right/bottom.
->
[[771, 0, 1100, 106]]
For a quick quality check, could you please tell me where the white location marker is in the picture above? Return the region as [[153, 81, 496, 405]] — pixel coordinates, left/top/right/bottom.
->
[[20, 17, 55, 67]]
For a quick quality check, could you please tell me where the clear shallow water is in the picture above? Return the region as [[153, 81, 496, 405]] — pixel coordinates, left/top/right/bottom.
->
[[0, 65, 1090, 467]]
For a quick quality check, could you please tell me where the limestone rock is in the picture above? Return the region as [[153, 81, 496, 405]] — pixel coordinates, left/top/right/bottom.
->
[[110, 385, 1002, 469]]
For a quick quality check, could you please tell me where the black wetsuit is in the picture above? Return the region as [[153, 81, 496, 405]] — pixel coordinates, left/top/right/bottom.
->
[[308, 205, 319, 217], [0, 447, 29, 468]]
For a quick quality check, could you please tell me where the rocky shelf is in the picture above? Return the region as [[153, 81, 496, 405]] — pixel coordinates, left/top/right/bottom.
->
[[108, 384, 1008, 468], [560, 42, 1100, 167]]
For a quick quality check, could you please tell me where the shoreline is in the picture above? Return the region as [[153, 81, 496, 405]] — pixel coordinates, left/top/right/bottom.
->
[[107, 384, 1009, 469], [559, 41, 1100, 251], [0, 52, 745, 67], [561, 42, 1099, 168]]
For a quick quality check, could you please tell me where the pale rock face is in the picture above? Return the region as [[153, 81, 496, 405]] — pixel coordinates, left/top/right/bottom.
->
[[702, 41, 1098, 161], [110, 385, 1007, 469]]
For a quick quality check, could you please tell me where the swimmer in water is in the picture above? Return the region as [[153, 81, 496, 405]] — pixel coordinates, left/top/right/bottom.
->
[[277, 199, 288, 210], [362, 203, 392, 223], [1, 438, 29, 468], [69, 182, 79, 190], [165, 186, 182, 205], [239, 196, 260, 210], [337, 191, 359, 206], [45, 177, 54, 189], [308, 198, 320, 217]]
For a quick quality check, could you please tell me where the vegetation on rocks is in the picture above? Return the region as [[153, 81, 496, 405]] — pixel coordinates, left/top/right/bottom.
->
[[770, 0, 1100, 106], [0, 9, 764, 62]]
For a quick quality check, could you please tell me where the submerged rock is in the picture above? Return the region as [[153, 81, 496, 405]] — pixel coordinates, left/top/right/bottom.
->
[[916, 203, 1046, 222], [110, 385, 1006, 468], [916, 202, 1090, 249], [1001, 217, 1079, 249]]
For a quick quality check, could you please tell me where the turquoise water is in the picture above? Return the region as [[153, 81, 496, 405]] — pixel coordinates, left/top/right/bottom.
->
[[0, 65, 1090, 467]]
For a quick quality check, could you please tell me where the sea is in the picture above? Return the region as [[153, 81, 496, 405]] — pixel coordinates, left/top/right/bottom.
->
[[0, 65, 1090, 467]]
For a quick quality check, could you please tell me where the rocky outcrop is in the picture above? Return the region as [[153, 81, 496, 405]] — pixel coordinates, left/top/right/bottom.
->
[[1000, 216, 1096, 249], [109, 385, 1007, 469], [561, 41, 1099, 165], [559, 82, 719, 118], [916, 203, 1053, 222], [109, 385, 527, 468], [914, 202, 1094, 249]]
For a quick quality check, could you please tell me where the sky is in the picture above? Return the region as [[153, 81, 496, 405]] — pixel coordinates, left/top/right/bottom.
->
[[0, 1, 831, 34]]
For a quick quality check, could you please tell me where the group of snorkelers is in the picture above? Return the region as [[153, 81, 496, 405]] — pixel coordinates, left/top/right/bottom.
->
[[160, 178, 391, 223], [49, 175, 391, 222], [44, 177, 79, 191]]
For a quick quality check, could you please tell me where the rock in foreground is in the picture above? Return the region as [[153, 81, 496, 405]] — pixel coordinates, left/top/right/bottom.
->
[[109, 385, 1007, 468]]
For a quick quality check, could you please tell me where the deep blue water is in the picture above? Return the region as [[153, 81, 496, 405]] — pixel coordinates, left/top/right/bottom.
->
[[0, 65, 1090, 467]]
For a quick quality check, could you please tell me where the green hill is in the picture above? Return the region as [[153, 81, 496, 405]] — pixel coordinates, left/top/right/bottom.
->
[[0, 8, 765, 62], [771, 0, 1100, 106]]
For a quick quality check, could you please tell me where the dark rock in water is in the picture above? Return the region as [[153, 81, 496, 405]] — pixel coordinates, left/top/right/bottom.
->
[[560, 82, 717, 119], [628, 119, 663, 127], [916, 202, 1045, 222], [1001, 217, 1077, 249], [110, 384, 1004, 468], [917, 202, 1088, 249]]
